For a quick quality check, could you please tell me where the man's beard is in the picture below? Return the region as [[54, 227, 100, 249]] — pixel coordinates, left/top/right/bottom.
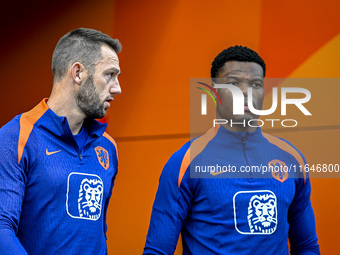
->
[[76, 75, 106, 119]]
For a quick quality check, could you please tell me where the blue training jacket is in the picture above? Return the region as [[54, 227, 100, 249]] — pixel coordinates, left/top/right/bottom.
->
[[0, 99, 118, 255], [144, 125, 319, 255]]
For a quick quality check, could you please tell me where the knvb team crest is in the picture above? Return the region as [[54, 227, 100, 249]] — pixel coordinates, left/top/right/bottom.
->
[[269, 159, 288, 183], [233, 190, 278, 235], [95, 146, 109, 170]]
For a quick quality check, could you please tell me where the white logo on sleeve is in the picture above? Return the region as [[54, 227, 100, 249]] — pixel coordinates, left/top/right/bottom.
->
[[66, 172, 104, 221], [233, 190, 277, 235]]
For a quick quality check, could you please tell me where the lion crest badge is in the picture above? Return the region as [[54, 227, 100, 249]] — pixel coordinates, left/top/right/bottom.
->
[[66, 172, 104, 221], [247, 193, 277, 234], [233, 190, 278, 235], [95, 146, 109, 170], [78, 178, 103, 220]]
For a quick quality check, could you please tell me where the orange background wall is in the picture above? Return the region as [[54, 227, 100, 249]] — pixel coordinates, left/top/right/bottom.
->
[[0, 0, 339, 254]]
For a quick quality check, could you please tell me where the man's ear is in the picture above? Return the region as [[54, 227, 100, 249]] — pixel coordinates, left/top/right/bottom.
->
[[71, 62, 84, 85]]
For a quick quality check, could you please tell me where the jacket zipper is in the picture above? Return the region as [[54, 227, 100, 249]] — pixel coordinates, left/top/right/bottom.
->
[[241, 134, 253, 180]]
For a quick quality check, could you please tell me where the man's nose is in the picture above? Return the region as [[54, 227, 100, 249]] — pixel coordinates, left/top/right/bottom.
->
[[239, 83, 248, 97], [110, 79, 121, 95]]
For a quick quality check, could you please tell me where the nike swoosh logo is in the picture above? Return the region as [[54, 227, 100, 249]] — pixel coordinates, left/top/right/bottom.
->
[[46, 149, 62, 155], [211, 172, 223, 176], [210, 170, 229, 176]]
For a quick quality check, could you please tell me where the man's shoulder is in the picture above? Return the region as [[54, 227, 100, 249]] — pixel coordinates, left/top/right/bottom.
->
[[262, 132, 304, 156], [167, 140, 191, 162], [0, 115, 24, 164], [158, 140, 191, 177], [98, 132, 119, 162], [101, 132, 118, 148], [261, 132, 307, 177], [0, 100, 50, 140], [0, 101, 49, 164], [166, 127, 220, 167], [0, 114, 22, 140]]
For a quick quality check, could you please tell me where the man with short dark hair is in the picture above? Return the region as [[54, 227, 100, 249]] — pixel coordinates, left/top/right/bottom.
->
[[0, 28, 122, 254], [143, 46, 320, 254]]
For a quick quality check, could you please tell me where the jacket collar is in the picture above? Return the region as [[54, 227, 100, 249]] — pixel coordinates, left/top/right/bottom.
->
[[36, 98, 107, 139], [217, 125, 263, 141]]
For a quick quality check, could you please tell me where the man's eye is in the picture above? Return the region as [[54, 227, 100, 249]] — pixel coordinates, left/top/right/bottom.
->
[[229, 82, 238, 86], [252, 83, 262, 88]]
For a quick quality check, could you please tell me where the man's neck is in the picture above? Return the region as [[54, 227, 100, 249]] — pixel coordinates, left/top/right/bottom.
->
[[219, 122, 258, 133], [47, 96, 85, 135]]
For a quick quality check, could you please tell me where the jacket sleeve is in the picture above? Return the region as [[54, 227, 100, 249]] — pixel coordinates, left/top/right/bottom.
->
[[287, 145, 320, 255], [0, 120, 28, 254], [103, 145, 118, 240], [0, 229, 27, 255], [143, 142, 193, 255]]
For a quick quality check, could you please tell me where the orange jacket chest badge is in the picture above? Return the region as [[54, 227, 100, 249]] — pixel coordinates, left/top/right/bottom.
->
[[95, 146, 110, 170]]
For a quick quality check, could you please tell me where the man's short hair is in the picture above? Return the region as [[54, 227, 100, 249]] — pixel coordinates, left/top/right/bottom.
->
[[210, 45, 266, 79], [52, 28, 122, 82]]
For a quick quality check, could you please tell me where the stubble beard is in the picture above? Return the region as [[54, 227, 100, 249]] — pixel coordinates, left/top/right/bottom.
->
[[76, 75, 106, 119]]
